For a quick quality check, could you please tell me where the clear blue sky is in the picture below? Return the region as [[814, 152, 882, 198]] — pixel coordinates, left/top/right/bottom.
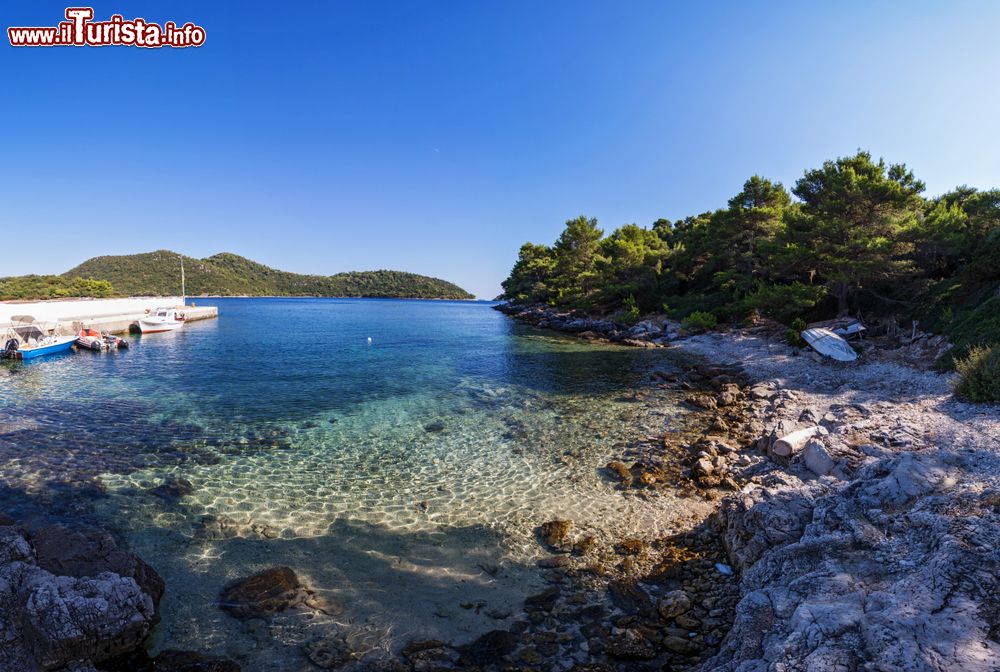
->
[[4, 1, 999, 298]]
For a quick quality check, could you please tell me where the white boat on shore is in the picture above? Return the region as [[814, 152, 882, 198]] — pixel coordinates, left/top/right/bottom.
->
[[138, 308, 184, 334], [801, 327, 858, 362]]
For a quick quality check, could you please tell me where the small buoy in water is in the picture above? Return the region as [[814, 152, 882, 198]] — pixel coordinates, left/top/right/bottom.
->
[[367, 336, 372, 344]]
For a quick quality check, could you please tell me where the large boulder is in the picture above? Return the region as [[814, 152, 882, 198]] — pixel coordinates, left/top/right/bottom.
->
[[23, 572, 156, 669], [716, 472, 815, 569], [0, 522, 162, 672], [29, 525, 165, 608], [219, 566, 304, 619], [704, 452, 1000, 671]]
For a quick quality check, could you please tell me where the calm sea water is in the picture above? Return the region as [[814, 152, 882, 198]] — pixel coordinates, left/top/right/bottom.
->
[[0, 298, 702, 666]]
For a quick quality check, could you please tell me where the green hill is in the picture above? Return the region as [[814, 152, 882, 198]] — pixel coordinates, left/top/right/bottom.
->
[[0, 251, 474, 300]]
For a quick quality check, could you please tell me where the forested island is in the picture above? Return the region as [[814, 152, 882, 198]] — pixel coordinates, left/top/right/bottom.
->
[[501, 151, 1000, 399], [0, 251, 474, 300]]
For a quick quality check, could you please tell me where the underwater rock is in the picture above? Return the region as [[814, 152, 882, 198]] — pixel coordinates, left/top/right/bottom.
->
[[403, 640, 459, 671], [195, 515, 242, 540], [148, 476, 195, 501], [459, 629, 519, 666], [634, 463, 664, 487], [573, 535, 597, 556], [249, 522, 279, 539], [402, 639, 448, 658], [616, 538, 647, 556], [607, 580, 653, 615], [538, 519, 574, 552], [219, 566, 304, 619], [605, 461, 633, 487], [303, 636, 353, 669], [606, 629, 658, 660], [423, 420, 446, 433], [524, 587, 560, 612]]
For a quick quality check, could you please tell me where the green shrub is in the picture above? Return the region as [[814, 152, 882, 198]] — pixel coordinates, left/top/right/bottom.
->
[[787, 318, 807, 347], [613, 295, 641, 325], [682, 310, 718, 331], [954, 345, 1000, 402], [930, 289, 1000, 370], [0, 275, 115, 301]]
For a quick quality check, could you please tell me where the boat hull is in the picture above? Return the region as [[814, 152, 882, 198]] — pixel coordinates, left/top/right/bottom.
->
[[11, 338, 76, 360], [138, 320, 183, 333], [801, 328, 858, 362], [76, 336, 107, 351]]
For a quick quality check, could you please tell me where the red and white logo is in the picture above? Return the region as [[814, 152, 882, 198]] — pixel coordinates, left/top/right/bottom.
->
[[8, 7, 206, 48]]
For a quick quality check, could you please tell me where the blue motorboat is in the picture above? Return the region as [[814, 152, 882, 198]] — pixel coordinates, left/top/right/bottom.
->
[[2, 316, 76, 361]]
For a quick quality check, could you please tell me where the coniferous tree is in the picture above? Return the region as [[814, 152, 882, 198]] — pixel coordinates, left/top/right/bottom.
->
[[552, 216, 604, 305], [791, 151, 924, 315]]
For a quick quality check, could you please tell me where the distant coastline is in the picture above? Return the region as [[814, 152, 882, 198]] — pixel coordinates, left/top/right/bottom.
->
[[1, 249, 475, 302]]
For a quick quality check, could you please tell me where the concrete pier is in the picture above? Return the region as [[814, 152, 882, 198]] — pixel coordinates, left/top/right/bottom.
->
[[68, 305, 218, 334], [0, 297, 218, 334]]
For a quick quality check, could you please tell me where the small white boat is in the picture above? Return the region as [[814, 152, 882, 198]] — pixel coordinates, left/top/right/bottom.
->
[[138, 308, 184, 334], [801, 327, 858, 362], [807, 318, 867, 340], [137, 256, 189, 335]]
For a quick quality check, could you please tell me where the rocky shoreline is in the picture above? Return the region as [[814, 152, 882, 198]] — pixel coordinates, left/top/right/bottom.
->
[[493, 303, 684, 348], [5, 302, 999, 671], [497, 302, 1000, 671], [0, 517, 239, 672]]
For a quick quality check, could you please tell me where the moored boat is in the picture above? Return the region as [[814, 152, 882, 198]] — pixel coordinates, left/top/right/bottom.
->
[[76, 328, 129, 351], [1, 316, 76, 361], [76, 328, 107, 351], [138, 308, 184, 334]]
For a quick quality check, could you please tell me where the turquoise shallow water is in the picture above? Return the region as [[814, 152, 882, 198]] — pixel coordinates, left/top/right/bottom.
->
[[0, 298, 705, 666]]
